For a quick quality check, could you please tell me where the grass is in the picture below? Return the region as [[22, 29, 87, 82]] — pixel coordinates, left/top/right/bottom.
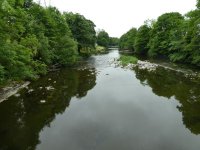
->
[[95, 45, 106, 53], [119, 55, 138, 66]]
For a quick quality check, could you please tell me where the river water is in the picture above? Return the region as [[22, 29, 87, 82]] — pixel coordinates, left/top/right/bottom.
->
[[0, 49, 200, 150]]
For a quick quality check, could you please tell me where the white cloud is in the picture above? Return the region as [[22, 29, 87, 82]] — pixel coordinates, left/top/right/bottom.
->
[[35, 0, 197, 37]]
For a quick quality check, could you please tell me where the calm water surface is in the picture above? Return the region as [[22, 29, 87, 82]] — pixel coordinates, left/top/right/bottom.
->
[[0, 49, 200, 150]]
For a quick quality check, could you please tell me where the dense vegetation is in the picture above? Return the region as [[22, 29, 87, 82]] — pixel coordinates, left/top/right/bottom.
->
[[0, 0, 106, 85], [119, 0, 200, 67], [64, 12, 96, 55], [97, 30, 119, 47], [109, 37, 119, 47], [97, 30, 110, 47], [119, 28, 137, 51]]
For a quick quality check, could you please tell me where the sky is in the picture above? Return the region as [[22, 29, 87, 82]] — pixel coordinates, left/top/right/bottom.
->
[[35, 0, 197, 37]]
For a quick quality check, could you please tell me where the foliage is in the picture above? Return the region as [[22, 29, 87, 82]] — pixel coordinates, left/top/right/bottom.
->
[[182, 9, 200, 66], [0, 65, 5, 84], [148, 12, 184, 57], [0, 0, 98, 84], [95, 45, 106, 53], [109, 37, 119, 46], [97, 30, 110, 47], [119, 55, 138, 66], [119, 28, 137, 51], [197, 0, 200, 9], [64, 12, 96, 55], [134, 25, 151, 55], [120, 1, 200, 67]]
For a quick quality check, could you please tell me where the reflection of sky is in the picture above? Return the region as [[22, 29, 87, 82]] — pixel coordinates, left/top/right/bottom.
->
[[37, 51, 200, 150]]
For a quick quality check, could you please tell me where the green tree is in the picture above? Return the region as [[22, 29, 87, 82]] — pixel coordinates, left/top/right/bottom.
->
[[109, 37, 119, 46], [119, 1, 200, 67], [97, 30, 110, 47], [45, 7, 78, 65], [197, 0, 200, 9], [0, 0, 40, 80], [25, 3, 52, 64], [0, 0, 79, 84], [0, 65, 5, 84], [119, 28, 137, 51], [148, 12, 184, 57], [134, 25, 151, 55], [64, 12, 96, 55], [183, 9, 200, 66]]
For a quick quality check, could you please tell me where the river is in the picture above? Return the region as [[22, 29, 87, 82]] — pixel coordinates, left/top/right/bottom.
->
[[0, 49, 200, 150]]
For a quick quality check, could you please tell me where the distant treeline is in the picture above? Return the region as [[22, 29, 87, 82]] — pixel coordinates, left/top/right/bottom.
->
[[119, 0, 200, 67], [97, 30, 119, 47], [0, 0, 118, 85]]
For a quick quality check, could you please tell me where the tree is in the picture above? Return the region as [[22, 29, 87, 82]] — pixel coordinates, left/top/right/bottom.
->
[[119, 2, 200, 67], [197, 0, 200, 9], [134, 25, 151, 55], [148, 12, 184, 57], [0, 0, 41, 80], [45, 7, 78, 65], [0, 0, 80, 84], [97, 30, 110, 47], [64, 12, 96, 55], [119, 28, 137, 51], [0, 65, 5, 84], [183, 9, 200, 66], [109, 37, 119, 46]]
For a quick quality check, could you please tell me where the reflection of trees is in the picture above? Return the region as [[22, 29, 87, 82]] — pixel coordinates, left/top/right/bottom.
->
[[0, 68, 96, 150], [135, 67, 200, 135]]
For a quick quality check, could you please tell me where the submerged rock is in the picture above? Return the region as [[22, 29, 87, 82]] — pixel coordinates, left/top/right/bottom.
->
[[28, 89, 34, 93], [14, 93, 20, 97], [46, 86, 55, 91], [40, 100, 46, 103]]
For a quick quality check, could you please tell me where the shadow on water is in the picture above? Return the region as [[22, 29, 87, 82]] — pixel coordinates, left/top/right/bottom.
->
[[0, 68, 97, 150], [134, 66, 200, 135]]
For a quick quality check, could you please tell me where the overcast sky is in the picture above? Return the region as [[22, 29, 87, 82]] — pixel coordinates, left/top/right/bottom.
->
[[36, 0, 197, 37]]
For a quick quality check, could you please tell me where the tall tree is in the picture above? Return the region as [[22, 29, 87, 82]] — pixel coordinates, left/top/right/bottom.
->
[[97, 30, 110, 47], [109, 37, 119, 46], [134, 25, 151, 55], [64, 12, 96, 55], [45, 7, 78, 65], [119, 28, 137, 51], [183, 9, 200, 66], [148, 12, 184, 57], [0, 0, 80, 84]]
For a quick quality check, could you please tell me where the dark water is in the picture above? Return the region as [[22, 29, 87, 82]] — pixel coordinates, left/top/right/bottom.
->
[[0, 50, 200, 150]]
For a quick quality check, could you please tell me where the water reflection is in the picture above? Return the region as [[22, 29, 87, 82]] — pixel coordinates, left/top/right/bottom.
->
[[1, 50, 200, 150], [0, 68, 97, 150], [134, 67, 200, 134]]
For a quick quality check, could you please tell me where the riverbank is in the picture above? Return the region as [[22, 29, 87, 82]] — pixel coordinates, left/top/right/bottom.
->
[[117, 58, 200, 80], [0, 47, 106, 103]]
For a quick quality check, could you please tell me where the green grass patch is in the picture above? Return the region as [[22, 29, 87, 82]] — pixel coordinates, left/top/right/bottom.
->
[[95, 45, 106, 53], [119, 55, 138, 66]]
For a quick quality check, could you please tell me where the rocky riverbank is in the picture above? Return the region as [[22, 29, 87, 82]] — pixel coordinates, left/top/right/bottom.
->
[[116, 59, 200, 80]]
